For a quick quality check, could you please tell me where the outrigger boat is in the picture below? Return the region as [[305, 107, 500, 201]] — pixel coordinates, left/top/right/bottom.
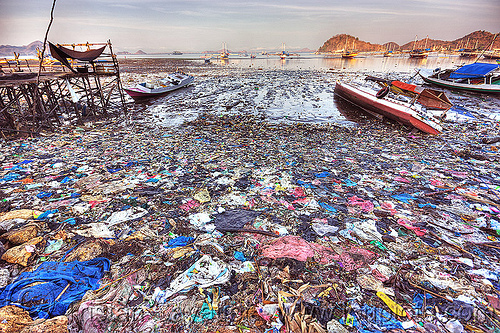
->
[[418, 62, 500, 94], [124, 72, 194, 101], [334, 77, 453, 135]]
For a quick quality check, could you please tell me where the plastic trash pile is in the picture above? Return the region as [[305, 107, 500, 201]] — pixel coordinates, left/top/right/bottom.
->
[[1, 61, 500, 333]]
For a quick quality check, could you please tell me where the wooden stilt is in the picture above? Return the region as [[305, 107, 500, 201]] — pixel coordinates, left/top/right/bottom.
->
[[0, 40, 126, 138]]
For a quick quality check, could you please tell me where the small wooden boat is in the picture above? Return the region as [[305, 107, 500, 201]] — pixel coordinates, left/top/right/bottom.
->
[[418, 62, 500, 94], [124, 72, 194, 101], [334, 78, 451, 135]]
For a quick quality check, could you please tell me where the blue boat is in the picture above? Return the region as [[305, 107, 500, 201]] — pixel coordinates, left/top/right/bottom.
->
[[419, 62, 500, 94]]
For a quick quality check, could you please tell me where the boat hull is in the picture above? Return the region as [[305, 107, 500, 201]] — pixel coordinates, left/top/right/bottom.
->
[[124, 76, 194, 101], [483, 53, 500, 60], [409, 53, 428, 58], [419, 73, 500, 94], [342, 52, 358, 59], [334, 81, 442, 135]]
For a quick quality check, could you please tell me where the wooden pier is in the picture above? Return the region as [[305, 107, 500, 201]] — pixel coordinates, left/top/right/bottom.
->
[[0, 41, 127, 137]]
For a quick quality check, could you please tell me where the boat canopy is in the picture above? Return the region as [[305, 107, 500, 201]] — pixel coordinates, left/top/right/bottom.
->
[[49, 42, 107, 73], [449, 63, 499, 79]]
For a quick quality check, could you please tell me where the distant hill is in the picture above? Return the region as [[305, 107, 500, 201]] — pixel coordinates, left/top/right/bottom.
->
[[318, 30, 500, 52], [296, 48, 316, 53], [3, 31, 499, 56], [0, 42, 148, 57], [318, 34, 384, 52], [0, 41, 43, 56], [382, 42, 399, 52], [112, 50, 148, 55], [400, 30, 500, 51]]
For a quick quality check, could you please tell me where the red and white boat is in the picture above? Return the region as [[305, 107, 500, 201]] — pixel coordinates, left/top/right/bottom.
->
[[334, 78, 452, 135], [124, 72, 194, 101]]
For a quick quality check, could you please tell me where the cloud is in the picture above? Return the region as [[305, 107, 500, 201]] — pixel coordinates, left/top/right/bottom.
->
[[1, 0, 498, 51]]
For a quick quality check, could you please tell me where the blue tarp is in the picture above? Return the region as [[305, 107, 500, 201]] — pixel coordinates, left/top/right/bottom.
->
[[0, 258, 110, 319], [166, 236, 194, 248], [356, 304, 404, 333], [449, 63, 499, 79]]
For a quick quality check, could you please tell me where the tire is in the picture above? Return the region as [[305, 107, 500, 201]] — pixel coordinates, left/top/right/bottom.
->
[[376, 86, 390, 99]]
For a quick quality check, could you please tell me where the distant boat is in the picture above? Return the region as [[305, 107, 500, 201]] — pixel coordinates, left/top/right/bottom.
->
[[342, 51, 358, 59], [342, 37, 358, 59], [459, 48, 477, 58], [418, 63, 500, 94], [279, 43, 289, 59], [334, 78, 450, 135], [124, 72, 194, 101], [220, 42, 229, 60], [458, 38, 478, 57], [409, 49, 429, 58], [483, 50, 500, 59], [383, 50, 393, 57], [409, 35, 429, 58], [172, 51, 183, 55], [482, 34, 500, 59]]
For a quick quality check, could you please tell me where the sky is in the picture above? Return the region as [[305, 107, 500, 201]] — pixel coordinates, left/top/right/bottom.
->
[[1, 0, 499, 53]]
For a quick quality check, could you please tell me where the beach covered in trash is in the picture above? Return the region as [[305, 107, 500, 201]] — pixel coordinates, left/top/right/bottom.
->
[[1, 58, 500, 333]]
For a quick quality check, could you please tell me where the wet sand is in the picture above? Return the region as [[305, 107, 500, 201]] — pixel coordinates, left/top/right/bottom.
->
[[119, 58, 500, 128]]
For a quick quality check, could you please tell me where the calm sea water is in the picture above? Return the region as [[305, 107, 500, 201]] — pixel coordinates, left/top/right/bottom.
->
[[119, 52, 499, 71], [121, 53, 500, 127]]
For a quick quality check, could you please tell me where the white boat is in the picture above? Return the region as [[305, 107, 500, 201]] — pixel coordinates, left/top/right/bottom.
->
[[124, 72, 194, 101]]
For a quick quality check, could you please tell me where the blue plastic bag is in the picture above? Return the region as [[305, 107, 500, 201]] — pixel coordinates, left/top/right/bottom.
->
[[0, 257, 110, 319]]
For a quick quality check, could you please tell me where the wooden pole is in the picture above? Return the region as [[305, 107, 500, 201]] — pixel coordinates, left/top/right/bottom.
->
[[32, 0, 56, 132]]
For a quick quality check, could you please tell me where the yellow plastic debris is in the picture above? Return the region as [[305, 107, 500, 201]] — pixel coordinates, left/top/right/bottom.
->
[[376, 291, 407, 317]]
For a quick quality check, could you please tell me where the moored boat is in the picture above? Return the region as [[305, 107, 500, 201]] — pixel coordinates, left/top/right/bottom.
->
[[418, 62, 500, 94], [459, 48, 478, 58], [124, 72, 194, 101], [341, 51, 358, 59], [409, 49, 429, 58], [334, 78, 451, 135], [483, 50, 500, 59]]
